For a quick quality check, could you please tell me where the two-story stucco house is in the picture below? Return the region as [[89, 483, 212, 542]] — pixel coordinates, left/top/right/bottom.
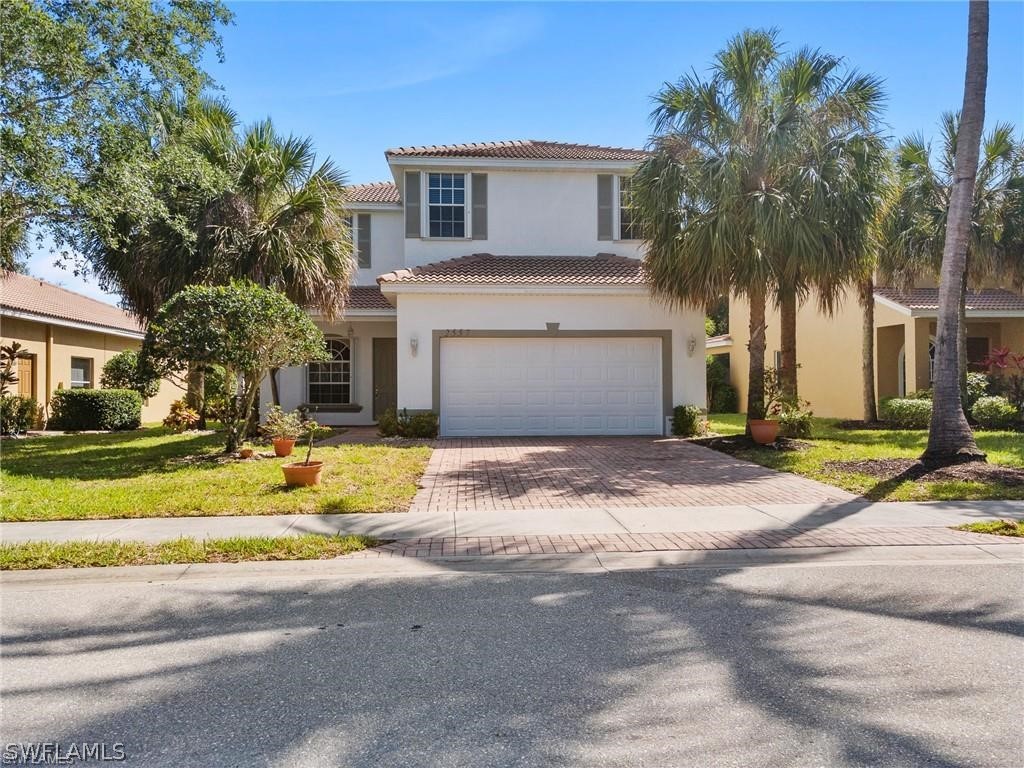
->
[[266, 140, 707, 437]]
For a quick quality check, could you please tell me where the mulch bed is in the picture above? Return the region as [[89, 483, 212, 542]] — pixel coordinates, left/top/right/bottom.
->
[[690, 434, 812, 456], [824, 458, 1024, 486]]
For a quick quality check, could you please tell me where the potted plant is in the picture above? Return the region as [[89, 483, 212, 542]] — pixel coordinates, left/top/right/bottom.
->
[[238, 443, 255, 459], [261, 405, 303, 456], [749, 368, 784, 445], [281, 419, 325, 487]]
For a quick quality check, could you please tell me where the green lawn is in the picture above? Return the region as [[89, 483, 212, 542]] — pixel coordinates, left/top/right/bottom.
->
[[706, 413, 1024, 501], [1, 428, 431, 521], [955, 520, 1024, 537], [0, 534, 378, 570]]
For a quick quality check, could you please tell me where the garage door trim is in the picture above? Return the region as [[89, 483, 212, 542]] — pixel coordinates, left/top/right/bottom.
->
[[431, 329, 673, 423]]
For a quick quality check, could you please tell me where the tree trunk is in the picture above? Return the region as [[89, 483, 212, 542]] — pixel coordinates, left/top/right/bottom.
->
[[858, 276, 878, 423], [185, 363, 206, 429], [924, 0, 988, 462], [958, 268, 969, 409], [779, 287, 798, 401], [269, 367, 281, 407], [746, 285, 768, 432], [225, 371, 262, 453]]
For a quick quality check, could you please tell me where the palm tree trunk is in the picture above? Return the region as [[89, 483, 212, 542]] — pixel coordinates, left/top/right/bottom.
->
[[958, 269, 969, 409], [858, 276, 878, 423], [779, 287, 798, 400], [746, 285, 768, 431], [924, 0, 988, 462]]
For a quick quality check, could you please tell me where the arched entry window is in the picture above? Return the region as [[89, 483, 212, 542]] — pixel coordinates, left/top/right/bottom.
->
[[308, 338, 351, 404], [897, 338, 936, 397]]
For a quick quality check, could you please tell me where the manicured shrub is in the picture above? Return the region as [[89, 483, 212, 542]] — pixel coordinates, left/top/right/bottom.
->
[[378, 408, 439, 439], [879, 397, 932, 429], [905, 389, 932, 400], [0, 395, 38, 434], [706, 355, 738, 413], [50, 388, 142, 431], [970, 396, 1019, 430], [163, 399, 201, 432], [672, 404, 705, 437]]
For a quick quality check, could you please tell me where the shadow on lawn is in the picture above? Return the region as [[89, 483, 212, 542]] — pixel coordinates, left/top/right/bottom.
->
[[1, 429, 228, 481], [2, 542, 1019, 766]]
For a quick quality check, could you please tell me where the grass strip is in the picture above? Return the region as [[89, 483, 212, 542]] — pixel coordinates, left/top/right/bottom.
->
[[0, 534, 378, 570], [954, 519, 1024, 537]]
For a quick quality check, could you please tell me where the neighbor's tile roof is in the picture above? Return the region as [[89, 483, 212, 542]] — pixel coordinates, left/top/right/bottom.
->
[[345, 182, 400, 204], [385, 139, 649, 162], [347, 285, 395, 311], [1, 272, 144, 335], [875, 287, 1024, 313], [377, 254, 645, 286]]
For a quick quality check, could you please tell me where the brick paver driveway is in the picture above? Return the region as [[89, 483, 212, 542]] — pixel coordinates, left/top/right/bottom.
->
[[410, 437, 854, 512]]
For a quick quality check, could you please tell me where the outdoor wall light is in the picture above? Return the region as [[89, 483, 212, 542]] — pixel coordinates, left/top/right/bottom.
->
[[687, 334, 697, 357], [409, 334, 419, 356]]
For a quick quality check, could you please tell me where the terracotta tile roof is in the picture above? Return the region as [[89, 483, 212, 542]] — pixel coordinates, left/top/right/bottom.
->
[[347, 285, 394, 311], [345, 182, 400, 204], [385, 139, 649, 162], [1, 272, 144, 335], [875, 287, 1024, 313], [377, 254, 645, 286]]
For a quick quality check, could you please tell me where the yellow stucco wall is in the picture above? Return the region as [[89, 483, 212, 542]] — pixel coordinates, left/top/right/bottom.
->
[[1, 316, 181, 425]]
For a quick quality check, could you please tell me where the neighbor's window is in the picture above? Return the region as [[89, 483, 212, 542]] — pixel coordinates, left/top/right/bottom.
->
[[618, 176, 640, 240], [427, 173, 466, 238], [70, 357, 93, 389], [308, 338, 351, 404], [966, 337, 989, 371]]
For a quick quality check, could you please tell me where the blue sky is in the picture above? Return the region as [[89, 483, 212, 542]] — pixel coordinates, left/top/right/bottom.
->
[[29, 1, 1024, 300]]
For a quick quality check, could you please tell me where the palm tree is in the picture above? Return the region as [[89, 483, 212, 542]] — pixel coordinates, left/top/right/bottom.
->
[[631, 28, 886, 429], [881, 114, 1021, 406], [924, 0, 989, 461]]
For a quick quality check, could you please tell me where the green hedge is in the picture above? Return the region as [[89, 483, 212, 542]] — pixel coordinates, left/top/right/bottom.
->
[[377, 408, 438, 439], [50, 388, 142, 431], [879, 397, 932, 429]]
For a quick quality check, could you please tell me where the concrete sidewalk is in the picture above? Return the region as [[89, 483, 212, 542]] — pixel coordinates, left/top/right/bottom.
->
[[2, 499, 1022, 544]]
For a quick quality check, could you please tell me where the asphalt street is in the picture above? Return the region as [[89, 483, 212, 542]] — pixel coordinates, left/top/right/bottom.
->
[[2, 560, 1022, 767]]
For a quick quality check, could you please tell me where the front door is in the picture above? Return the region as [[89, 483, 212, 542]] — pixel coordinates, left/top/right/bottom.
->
[[17, 354, 35, 399], [372, 338, 397, 419]]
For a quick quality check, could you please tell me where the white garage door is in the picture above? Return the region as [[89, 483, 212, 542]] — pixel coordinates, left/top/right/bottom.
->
[[440, 337, 663, 437]]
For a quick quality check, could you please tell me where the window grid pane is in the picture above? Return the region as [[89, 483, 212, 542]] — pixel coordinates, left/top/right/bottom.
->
[[308, 339, 351, 404], [70, 357, 92, 389], [619, 176, 639, 240], [427, 173, 466, 238]]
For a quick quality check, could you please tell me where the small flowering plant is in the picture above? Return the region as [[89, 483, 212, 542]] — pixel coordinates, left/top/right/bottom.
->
[[984, 348, 1024, 411]]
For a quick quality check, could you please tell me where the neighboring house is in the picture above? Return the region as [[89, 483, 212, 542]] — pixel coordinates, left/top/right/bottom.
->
[[0, 272, 180, 423], [268, 139, 707, 437], [712, 282, 1024, 419]]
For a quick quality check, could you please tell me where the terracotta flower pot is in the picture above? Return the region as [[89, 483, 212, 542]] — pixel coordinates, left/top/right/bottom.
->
[[272, 438, 296, 457], [749, 419, 780, 445], [239, 447, 254, 459], [282, 461, 323, 487]]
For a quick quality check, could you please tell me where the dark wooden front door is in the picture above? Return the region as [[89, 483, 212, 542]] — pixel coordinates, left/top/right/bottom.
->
[[372, 338, 397, 419]]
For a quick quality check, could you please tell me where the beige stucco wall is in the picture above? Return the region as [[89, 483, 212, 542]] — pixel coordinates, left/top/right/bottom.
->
[[0, 315, 181, 425]]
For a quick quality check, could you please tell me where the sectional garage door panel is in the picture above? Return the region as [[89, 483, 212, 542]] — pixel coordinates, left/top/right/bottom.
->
[[440, 337, 663, 436]]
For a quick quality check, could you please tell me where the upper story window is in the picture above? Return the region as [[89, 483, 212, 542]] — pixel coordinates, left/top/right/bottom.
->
[[344, 215, 372, 268], [428, 173, 466, 238], [70, 357, 93, 389], [308, 339, 351, 404], [617, 175, 640, 241]]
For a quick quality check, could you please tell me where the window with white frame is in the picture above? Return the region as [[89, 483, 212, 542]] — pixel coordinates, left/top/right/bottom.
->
[[618, 175, 640, 240], [70, 357, 93, 389], [308, 338, 352, 404], [427, 173, 466, 238]]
